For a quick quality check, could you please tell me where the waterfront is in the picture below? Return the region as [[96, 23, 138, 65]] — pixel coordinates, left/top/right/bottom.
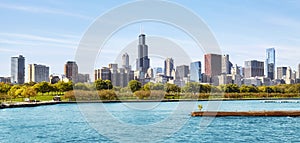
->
[[0, 100, 299, 142]]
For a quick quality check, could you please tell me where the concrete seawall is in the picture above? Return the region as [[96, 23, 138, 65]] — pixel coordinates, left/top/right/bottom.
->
[[191, 111, 300, 117], [0, 101, 60, 109]]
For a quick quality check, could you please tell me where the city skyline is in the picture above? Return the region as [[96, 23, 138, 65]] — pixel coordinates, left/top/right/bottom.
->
[[0, 1, 300, 77]]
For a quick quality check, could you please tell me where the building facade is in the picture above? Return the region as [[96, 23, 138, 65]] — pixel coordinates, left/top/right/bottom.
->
[[0, 77, 11, 83], [175, 65, 189, 80], [164, 58, 174, 77], [265, 48, 275, 79], [222, 54, 232, 74], [64, 61, 78, 82], [277, 67, 287, 79], [190, 61, 202, 82], [136, 34, 150, 73], [244, 60, 264, 78], [28, 64, 50, 82], [122, 53, 130, 69], [204, 53, 222, 79], [94, 67, 111, 81], [11, 55, 25, 84]]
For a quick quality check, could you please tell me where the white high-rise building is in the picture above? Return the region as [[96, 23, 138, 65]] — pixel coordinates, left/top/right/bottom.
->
[[164, 58, 174, 77]]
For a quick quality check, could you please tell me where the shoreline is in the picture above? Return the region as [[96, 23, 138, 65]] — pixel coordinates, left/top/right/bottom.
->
[[1, 97, 300, 109]]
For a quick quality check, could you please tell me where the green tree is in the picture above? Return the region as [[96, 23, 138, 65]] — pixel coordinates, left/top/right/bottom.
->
[[54, 81, 73, 92], [143, 82, 154, 91], [223, 84, 240, 93], [128, 80, 142, 93], [21, 87, 37, 100], [94, 79, 113, 90], [74, 82, 89, 90], [240, 85, 258, 93], [7, 85, 21, 101], [0, 82, 11, 93], [164, 83, 181, 93], [152, 83, 164, 90], [33, 81, 53, 94], [182, 82, 201, 93], [201, 84, 211, 93]]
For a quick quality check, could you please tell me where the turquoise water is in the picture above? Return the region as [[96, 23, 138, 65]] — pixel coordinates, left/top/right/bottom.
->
[[0, 100, 299, 142]]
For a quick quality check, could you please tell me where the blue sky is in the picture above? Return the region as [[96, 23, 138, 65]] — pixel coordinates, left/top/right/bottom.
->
[[0, 0, 299, 79]]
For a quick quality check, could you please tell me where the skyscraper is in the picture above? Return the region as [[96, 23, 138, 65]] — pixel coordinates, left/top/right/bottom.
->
[[204, 54, 222, 78], [28, 64, 50, 82], [298, 63, 300, 79], [164, 58, 174, 77], [122, 53, 130, 69], [190, 61, 202, 82], [64, 61, 78, 82], [136, 34, 150, 73], [175, 65, 189, 80], [265, 48, 275, 79], [94, 67, 111, 81], [277, 67, 287, 79], [222, 54, 232, 74], [244, 60, 264, 78], [11, 55, 25, 84]]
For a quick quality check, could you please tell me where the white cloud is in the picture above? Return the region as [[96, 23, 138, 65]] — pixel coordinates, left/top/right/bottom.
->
[[0, 3, 93, 20]]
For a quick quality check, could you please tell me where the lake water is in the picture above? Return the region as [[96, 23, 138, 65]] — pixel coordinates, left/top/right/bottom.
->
[[0, 100, 299, 142]]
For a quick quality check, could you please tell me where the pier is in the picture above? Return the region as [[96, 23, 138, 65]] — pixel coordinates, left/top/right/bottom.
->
[[191, 111, 300, 117]]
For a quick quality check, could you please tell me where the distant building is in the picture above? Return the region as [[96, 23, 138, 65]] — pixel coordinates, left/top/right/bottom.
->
[[242, 77, 262, 86], [136, 33, 150, 73], [190, 61, 202, 82], [153, 67, 163, 77], [11, 55, 25, 84], [244, 60, 264, 78], [285, 67, 294, 84], [122, 53, 130, 69], [231, 64, 241, 76], [218, 74, 233, 85], [222, 54, 232, 74], [277, 67, 287, 79], [28, 64, 49, 83], [164, 58, 174, 77], [265, 48, 275, 80], [204, 54, 222, 83], [95, 63, 134, 87], [146, 68, 154, 79], [175, 65, 189, 80], [204, 53, 222, 79], [94, 67, 111, 81], [0, 77, 11, 83], [64, 61, 78, 82], [298, 63, 300, 79], [49, 75, 60, 84], [77, 73, 90, 83]]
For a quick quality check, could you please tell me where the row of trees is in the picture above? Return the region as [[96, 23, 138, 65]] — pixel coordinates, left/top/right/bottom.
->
[[1, 79, 300, 101], [127, 81, 300, 94]]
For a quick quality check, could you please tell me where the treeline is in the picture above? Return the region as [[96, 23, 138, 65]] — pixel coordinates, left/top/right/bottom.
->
[[1, 79, 300, 102]]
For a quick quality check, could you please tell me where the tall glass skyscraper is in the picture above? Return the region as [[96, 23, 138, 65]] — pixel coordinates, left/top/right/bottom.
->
[[265, 48, 275, 79], [11, 55, 25, 84], [136, 34, 150, 73], [190, 61, 202, 82]]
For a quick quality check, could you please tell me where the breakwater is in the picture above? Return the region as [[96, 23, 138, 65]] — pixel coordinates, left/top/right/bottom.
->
[[191, 111, 300, 117]]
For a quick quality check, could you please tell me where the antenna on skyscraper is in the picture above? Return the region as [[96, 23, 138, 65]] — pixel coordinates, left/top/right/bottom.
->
[[140, 23, 143, 34]]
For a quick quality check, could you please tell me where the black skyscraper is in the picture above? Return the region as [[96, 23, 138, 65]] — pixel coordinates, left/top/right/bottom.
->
[[136, 34, 150, 73]]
